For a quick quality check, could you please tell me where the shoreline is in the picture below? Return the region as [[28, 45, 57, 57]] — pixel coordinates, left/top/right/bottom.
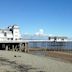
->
[[28, 50, 72, 63]]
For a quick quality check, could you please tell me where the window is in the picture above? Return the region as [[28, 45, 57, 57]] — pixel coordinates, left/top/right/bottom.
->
[[15, 38, 17, 40], [4, 32, 7, 36], [11, 38, 13, 40], [61, 38, 64, 40], [8, 38, 9, 40], [48, 37, 51, 40]]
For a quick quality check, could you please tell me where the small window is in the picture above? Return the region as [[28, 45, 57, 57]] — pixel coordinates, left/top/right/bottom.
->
[[48, 37, 51, 40], [4, 32, 7, 36], [8, 38, 9, 40], [54, 37, 56, 40], [62, 38, 64, 40], [11, 38, 13, 40], [15, 38, 17, 40]]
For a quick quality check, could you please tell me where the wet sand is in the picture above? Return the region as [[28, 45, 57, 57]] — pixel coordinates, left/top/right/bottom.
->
[[0, 50, 72, 72], [29, 50, 72, 63]]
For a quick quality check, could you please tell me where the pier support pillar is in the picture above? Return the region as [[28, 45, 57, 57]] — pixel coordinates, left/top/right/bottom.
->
[[15, 45, 18, 51], [2, 44, 5, 50], [19, 43, 22, 52], [6, 45, 8, 51], [25, 42, 29, 53], [8, 44, 10, 51], [12, 45, 15, 51]]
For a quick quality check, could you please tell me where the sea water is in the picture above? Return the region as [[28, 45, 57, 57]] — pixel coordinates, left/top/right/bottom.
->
[[28, 41, 72, 50]]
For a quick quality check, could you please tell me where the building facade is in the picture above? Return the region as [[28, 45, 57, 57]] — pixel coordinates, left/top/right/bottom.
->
[[0, 25, 21, 41]]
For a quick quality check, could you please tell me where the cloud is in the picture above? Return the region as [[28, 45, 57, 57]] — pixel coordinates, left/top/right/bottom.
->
[[35, 32, 39, 35], [39, 29, 44, 34], [48, 34, 53, 36], [35, 29, 44, 36], [24, 32, 29, 35]]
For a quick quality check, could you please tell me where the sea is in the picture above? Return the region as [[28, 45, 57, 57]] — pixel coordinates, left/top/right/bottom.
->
[[28, 41, 72, 50], [23, 35, 72, 50]]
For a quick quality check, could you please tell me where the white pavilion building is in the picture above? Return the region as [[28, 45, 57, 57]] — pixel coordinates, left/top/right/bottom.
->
[[0, 25, 21, 41]]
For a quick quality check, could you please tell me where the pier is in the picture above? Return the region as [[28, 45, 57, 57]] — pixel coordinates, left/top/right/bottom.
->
[[0, 40, 29, 52], [0, 39, 71, 52]]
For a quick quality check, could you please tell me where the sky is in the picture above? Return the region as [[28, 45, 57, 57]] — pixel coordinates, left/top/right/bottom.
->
[[0, 0, 72, 37]]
